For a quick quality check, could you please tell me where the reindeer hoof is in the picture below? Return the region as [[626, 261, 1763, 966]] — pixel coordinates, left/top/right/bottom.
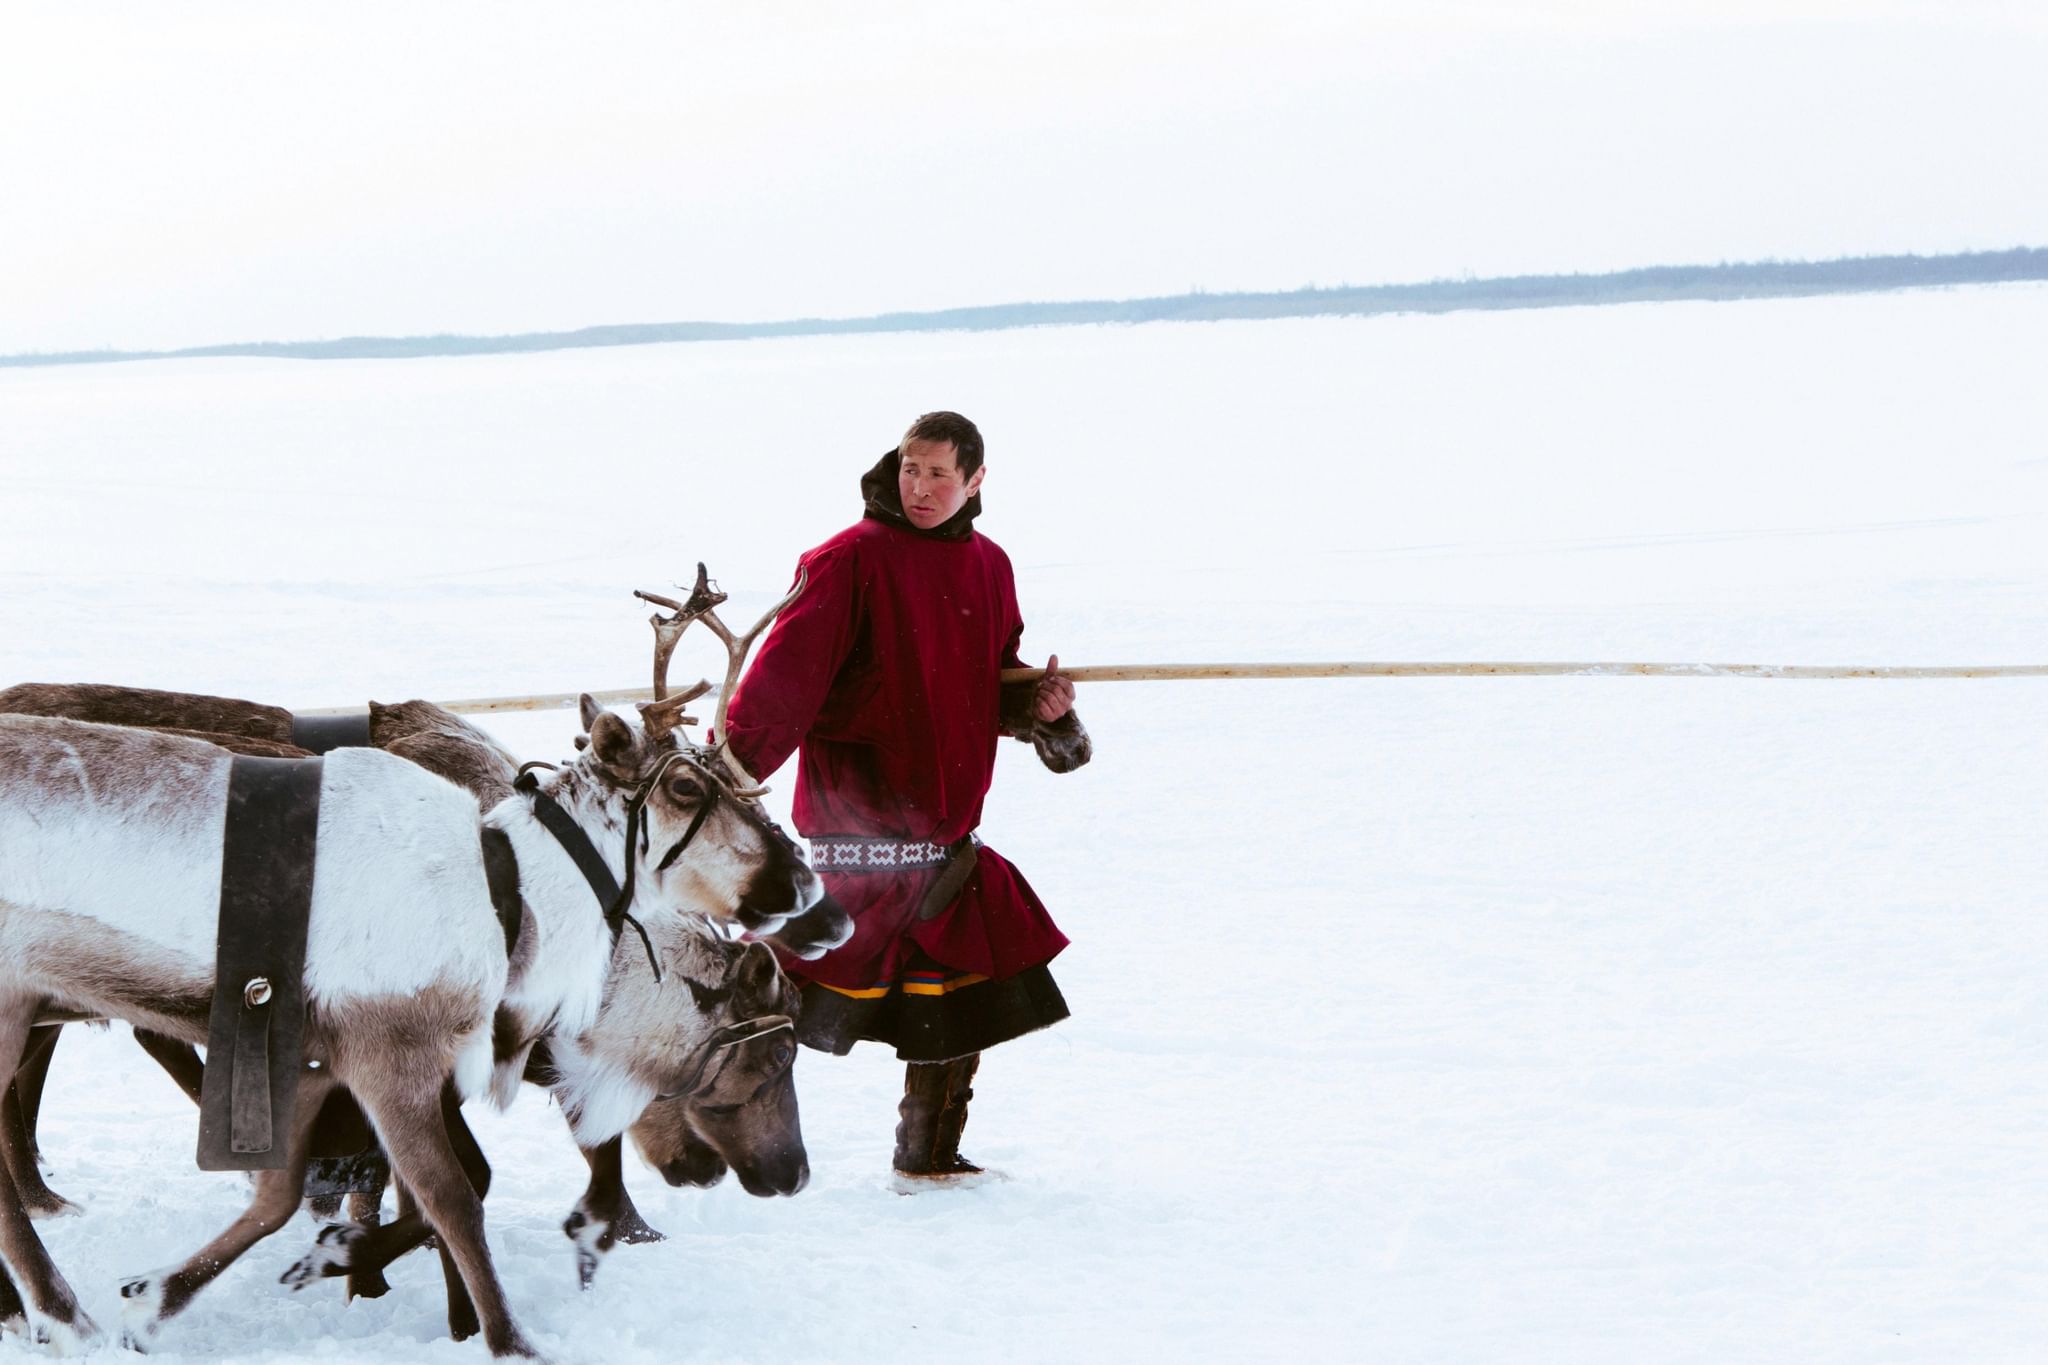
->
[[52, 1310, 104, 1354], [113, 1274, 162, 1351], [610, 1206, 666, 1246], [23, 1190, 84, 1221], [345, 1265, 391, 1301], [562, 1209, 607, 1290], [280, 1222, 366, 1290], [108, 1285, 163, 1358]]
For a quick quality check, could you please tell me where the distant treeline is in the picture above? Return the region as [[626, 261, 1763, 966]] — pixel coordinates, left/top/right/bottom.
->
[[7, 247, 2045, 368]]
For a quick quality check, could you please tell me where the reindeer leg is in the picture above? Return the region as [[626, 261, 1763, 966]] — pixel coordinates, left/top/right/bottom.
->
[[0, 999, 97, 1349], [116, 1069, 335, 1350], [342, 1181, 391, 1300], [284, 1084, 489, 1327], [0, 1263, 25, 1336], [14, 1024, 58, 1156], [432, 1084, 491, 1342], [347, 1184, 386, 1223], [0, 1027, 79, 1219], [133, 1027, 207, 1105], [564, 1134, 665, 1291], [284, 1185, 432, 1296], [348, 1068, 537, 1358]]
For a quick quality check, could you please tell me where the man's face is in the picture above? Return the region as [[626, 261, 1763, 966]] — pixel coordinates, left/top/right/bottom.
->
[[897, 437, 985, 530]]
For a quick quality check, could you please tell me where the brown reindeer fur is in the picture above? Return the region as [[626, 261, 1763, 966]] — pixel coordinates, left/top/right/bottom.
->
[[0, 1029, 73, 1219], [371, 701, 518, 807], [0, 997, 96, 1339], [0, 683, 293, 743], [121, 987, 534, 1355], [151, 727, 310, 758]]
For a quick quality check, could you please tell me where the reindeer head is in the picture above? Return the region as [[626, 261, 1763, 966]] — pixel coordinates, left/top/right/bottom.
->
[[564, 924, 808, 1196], [569, 691, 830, 948], [625, 937, 808, 1197]]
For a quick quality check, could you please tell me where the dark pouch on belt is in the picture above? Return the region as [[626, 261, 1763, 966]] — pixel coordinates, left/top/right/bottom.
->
[[915, 836, 981, 920]]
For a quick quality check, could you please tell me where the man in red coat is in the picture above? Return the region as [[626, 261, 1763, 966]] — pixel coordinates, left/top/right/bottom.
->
[[723, 411, 1090, 1185]]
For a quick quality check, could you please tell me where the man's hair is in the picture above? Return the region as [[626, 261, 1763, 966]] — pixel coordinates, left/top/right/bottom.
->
[[900, 411, 985, 478]]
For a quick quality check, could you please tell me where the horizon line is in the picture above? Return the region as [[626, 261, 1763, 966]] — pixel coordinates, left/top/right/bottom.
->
[[5, 245, 2045, 368]]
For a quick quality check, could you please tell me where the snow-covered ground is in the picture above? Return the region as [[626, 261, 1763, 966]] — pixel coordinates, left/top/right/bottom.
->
[[2, 285, 2046, 1363]]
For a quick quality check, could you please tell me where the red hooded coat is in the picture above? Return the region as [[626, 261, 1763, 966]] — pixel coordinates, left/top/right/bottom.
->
[[723, 509, 1070, 992]]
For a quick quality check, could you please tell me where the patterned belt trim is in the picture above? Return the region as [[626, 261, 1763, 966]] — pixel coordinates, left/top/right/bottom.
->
[[808, 835, 956, 872]]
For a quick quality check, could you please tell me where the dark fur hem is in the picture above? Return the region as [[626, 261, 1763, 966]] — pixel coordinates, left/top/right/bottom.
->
[[796, 966, 1070, 1063]]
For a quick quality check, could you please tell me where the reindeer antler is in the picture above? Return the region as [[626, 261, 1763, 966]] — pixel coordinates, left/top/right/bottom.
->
[[637, 564, 729, 702], [636, 679, 711, 743], [633, 564, 808, 793]]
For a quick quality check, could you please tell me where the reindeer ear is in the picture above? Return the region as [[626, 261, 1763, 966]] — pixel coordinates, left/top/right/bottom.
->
[[587, 711, 637, 773], [578, 693, 606, 733], [734, 940, 782, 1008]]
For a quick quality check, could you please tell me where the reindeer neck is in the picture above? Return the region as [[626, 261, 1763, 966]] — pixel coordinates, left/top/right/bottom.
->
[[482, 767, 638, 1048], [548, 919, 739, 1145]]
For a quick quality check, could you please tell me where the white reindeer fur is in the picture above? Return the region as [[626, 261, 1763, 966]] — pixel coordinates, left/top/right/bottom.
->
[[0, 718, 507, 1096], [0, 710, 807, 1140], [478, 786, 625, 1105], [542, 919, 750, 1146]]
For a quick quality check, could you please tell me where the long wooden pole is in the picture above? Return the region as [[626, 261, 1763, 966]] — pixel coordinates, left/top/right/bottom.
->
[[291, 659, 2048, 717], [297, 686, 657, 718], [997, 661, 2048, 683]]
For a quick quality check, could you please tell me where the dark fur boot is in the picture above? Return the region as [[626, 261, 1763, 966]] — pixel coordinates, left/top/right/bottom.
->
[[892, 1054, 984, 1185]]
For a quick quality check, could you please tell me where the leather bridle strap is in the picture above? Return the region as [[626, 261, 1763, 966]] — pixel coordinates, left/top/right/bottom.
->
[[514, 768, 664, 981], [654, 1014, 796, 1101], [513, 751, 726, 985], [519, 783, 623, 905]]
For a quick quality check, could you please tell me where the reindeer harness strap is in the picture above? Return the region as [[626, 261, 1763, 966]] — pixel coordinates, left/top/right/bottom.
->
[[480, 827, 524, 959], [196, 754, 324, 1172], [512, 755, 721, 984], [288, 709, 371, 753]]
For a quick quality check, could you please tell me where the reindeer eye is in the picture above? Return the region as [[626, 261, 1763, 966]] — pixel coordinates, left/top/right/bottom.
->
[[665, 773, 705, 802]]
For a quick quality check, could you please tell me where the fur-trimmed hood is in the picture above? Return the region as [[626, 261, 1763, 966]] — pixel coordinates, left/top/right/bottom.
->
[[859, 449, 982, 542]]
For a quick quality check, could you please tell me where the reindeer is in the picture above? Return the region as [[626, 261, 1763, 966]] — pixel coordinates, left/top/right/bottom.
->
[[0, 682, 836, 1356], [0, 568, 849, 1347], [0, 688, 533, 1227], [0, 688, 819, 1258]]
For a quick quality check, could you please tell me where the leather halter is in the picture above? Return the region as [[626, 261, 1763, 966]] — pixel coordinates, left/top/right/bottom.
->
[[513, 746, 721, 983], [654, 1011, 797, 1102]]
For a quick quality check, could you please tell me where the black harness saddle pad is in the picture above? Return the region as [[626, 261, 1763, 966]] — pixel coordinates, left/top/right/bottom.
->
[[290, 709, 371, 754], [196, 754, 324, 1171]]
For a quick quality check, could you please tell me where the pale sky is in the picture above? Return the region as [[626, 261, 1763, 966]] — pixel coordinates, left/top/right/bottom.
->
[[2, 0, 2043, 354]]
